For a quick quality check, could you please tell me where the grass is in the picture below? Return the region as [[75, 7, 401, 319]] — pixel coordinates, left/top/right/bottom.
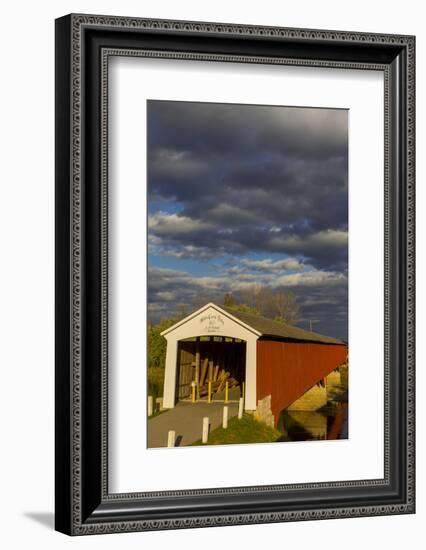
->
[[190, 413, 281, 446]]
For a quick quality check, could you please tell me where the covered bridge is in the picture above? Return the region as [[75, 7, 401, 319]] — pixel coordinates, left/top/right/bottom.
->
[[161, 303, 347, 425]]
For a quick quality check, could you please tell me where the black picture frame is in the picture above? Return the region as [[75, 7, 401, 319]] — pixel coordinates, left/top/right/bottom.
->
[[55, 13, 415, 535]]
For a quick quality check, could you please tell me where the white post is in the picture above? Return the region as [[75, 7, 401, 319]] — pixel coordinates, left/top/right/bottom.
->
[[238, 397, 244, 419], [244, 337, 259, 411], [195, 350, 200, 400], [223, 406, 229, 429], [163, 338, 178, 409], [202, 417, 209, 443], [167, 430, 175, 448], [148, 395, 153, 417]]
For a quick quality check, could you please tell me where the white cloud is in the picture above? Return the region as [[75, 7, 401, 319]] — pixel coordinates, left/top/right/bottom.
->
[[148, 212, 211, 235], [160, 245, 216, 260], [276, 270, 346, 287], [270, 229, 348, 251], [149, 266, 346, 296], [156, 291, 177, 301], [308, 229, 348, 247], [241, 257, 303, 272]]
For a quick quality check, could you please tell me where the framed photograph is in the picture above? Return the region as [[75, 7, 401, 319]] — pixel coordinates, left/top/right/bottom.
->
[[55, 14, 415, 535]]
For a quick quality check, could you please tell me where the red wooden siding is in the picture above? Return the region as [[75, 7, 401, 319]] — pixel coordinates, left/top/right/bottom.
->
[[256, 340, 348, 423]]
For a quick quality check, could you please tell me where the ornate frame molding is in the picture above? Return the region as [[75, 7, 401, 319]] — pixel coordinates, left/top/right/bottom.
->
[[55, 14, 415, 535]]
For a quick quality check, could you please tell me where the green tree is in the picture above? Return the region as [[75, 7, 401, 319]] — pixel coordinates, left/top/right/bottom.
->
[[233, 303, 260, 316], [223, 293, 236, 307], [147, 317, 177, 369], [223, 297, 260, 316]]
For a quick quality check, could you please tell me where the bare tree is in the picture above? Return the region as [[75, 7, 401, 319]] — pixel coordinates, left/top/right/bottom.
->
[[239, 284, 271, 315], [268, 290, 300, 325], [175, 303, 190, 320]]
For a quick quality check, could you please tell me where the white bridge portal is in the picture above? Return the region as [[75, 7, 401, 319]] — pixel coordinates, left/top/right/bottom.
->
[[161, 303, 260, 410]]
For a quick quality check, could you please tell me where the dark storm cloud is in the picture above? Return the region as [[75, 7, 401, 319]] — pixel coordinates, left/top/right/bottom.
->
[[147, 100, 348, 338], [148, 100, 348, 271], [149, 101, 347, 159]]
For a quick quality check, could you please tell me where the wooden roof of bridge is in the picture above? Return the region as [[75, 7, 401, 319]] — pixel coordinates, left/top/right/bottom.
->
[[161, 302, 345, 345], [220, 305, 345, 345]]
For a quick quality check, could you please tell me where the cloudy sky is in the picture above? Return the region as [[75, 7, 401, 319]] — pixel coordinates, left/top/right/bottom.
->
[[147, 100, 348, 340]]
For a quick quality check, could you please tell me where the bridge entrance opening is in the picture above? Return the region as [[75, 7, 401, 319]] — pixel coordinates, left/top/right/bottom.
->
[[176, 336, 246, 402]]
